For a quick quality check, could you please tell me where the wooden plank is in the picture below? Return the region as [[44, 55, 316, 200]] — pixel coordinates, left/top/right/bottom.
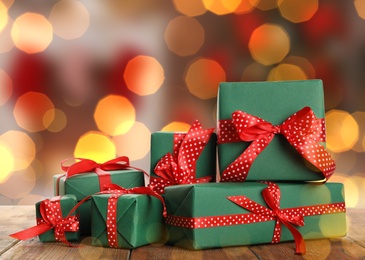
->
[[346, 208, 365, 247]]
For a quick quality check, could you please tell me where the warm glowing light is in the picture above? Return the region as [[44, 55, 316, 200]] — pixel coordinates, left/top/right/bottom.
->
[[326, 110, 359, 153], [0, 142, 14, 183], [0, 2, 8, 32], [283, 56, 316, 79], [0, 131, 36, 171], [185, 58, 226, 99], [202, 0, 241, 15], [44, 108, 67, 133], [303, 239, 331, 259], [248, 24, 290, 65], [0, 69, 12, 105], [256, 0, 278, 10], [241, 62, 269, 81], [74, 131, 116, 163], [329, 173, 359, 208], [49, 0, 89, 40], [0, 168, 36, 199], [11, 12, 53, 54], [278, 0, 318, 23], [267, 63, 307, 81], [173, 0, 207, 16], [351, 111, 365, 152], [94, 95, 135, 136], [0, 16, 13, 53], [234, 0, 259, 14], [124, 55, 165, 96], [14, 92, 55, 132], [161, 122, 191, 132], [164, 16, 205, 56], [113, 122, 151, 161], [18, 194, 46, 205], [354, 0, 365, 20]]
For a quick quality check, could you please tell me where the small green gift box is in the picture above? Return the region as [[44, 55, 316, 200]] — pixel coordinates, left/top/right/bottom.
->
[[149, 120, 217, 194], [164, 182, 346, 254], [217, 80, 335, 182], [91, 191, 166, 249]]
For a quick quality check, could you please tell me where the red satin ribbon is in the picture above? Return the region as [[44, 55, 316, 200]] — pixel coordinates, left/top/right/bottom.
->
[[150, 120, 214, 194], [10, 197, 79, 246], [218, 107, 335, 182], [56, 156, 148, 195]]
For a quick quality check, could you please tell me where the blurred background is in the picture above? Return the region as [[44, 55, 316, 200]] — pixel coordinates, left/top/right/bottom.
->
[[0, 0, 364, 207]]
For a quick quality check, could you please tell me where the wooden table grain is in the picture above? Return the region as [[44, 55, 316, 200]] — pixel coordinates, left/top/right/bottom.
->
[[1, 206, 364, 259]]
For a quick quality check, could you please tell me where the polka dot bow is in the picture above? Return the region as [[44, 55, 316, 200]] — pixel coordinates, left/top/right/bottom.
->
[[150, 120, 214, 194], [220, 107, 336, 182]]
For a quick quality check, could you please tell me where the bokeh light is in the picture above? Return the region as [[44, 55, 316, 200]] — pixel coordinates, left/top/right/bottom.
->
[[113, 121, 151, 161], [283, 56, 316, 79], [329, 173, 359, 208], [173, 0, 207, 16], [13, 92, 55, 132], [278, 0, 318, 23], [164, 16, 205, 56], [185, 58, 226, 99], [354, 0, 365, 20], [0, 16, 14, 53], [202, 0, 241, 15], [326, 110, 359, 153], [49, 0, 89, 40], [11, 12, 53, 54], [234, 0, 259, 14], [267, 63, 307, 81], [0, 167, 36, 199], [44, 108, 67, 133], [0, 1, 8, 32], [351, 111, 365, 152], [0, 69, 12, 105], [161, 122, 191, 132], [241, 61, 269, 81], [255, 0, 278, 11], [124, 55, 165, 96], [248, 23, 290, 65], [94, 95, 136, 136], [74, 131, 116, 163], [17, 194, 46, 205], [0, 141, 14, 183]]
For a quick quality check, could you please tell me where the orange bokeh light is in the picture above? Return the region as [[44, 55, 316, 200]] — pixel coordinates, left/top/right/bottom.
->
[[0, 69, 12, 105], [185, 58, 226, 99], [202, 0, 241, 15], [234, 0, 259, 14], [354, 0, 365, 20], [44, 108, 67, 133], [256, 0, 278, 10], [267, 63, 307, 81], [0, 16, 14, 54], [278, 0, 318, 23], [94, 95, 135, 136], [0, 1, 8, 32], [124, 55, 165, 96], [283, 56, 316, 79], [13, 92, 55, 132], [173, 0, 207, 16], [11, 12, 53, 54], [164, 16, 205, 57], [0, 168, 36, 199], [161, 122, 191, 132]]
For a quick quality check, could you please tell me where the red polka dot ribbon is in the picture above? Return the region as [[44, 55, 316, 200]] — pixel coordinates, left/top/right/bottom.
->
[[218, 107, 335, 182], [165, 182, 346, 255], [10, 196, 79, 247], [150, 120, 215, 194], [56, 156, 148, 195]]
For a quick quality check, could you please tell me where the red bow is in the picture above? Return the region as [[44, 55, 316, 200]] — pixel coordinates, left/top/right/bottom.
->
[[228, 182, 306, 254], [150, 120, 214, 194], [220, 107, 335, 182], [10, 197, 79, 246]]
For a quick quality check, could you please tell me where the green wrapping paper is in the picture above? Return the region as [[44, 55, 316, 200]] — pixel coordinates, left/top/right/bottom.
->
[[91, 194, 165, 249], [35, 194, 80, 242], [217, 80, 330, 182], [53, 169, 145, 234], [164, 182, 346, 251]]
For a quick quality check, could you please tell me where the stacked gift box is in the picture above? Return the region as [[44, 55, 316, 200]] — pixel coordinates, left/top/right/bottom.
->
[[10, 79, 346, 255]]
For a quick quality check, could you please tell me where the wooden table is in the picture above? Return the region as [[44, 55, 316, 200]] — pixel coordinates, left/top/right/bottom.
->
[[1, 206, 364, 259]]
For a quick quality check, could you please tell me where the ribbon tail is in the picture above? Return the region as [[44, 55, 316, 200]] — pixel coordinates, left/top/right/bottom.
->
[[281, 220, 306, 254], [10, 223, 52, 240]]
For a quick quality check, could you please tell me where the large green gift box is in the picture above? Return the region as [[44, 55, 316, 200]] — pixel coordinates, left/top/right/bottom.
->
[[164, 182, 346, 253], [91, 193, 165, 249], [149, 120, 216, 194], [217, 80, 335, 182]]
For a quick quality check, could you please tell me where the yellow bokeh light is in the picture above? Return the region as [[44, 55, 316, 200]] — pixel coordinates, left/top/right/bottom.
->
[[113, 122, 151, 161], [161, 122, 191, 132], [0, 131, 36, 171], [11, 12, 53, 54], [49, 0, 89, 40], [74, 131, 116, 163], [241, 61, 269, 81], [278, 0, 318, 23], [94, 95, 135, 136], [256, 0, 278, 11], [185, 58, 226, 99], [173, 0, 207, 16], [283, 56, 316, 79], [354, 0, 365, 20], [234, 0, 259, 14], [326, 110, 359, 153], [44, 108, 67, 133], [267, 63, 307, 81], [0, 168, 36, 199], [14, 92, 55, 132], [0, 69, 12, 105], [0, 1, 8, 32], [164, 16, 205, 57], [248, 23, 290, 65], [0, 16, 14, 54], [124, 55, 165, 96], [0, 142, 14, 183], [202, 0, 241, 15], [329, 173, 359, 208], [351, 111, 365, 152]]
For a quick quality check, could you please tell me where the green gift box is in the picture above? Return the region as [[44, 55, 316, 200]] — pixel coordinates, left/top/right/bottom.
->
[[91, 193, 165, 249], [35, 194, 80, 243], [217, 80, 334, 182], [149, 120, 217, 194], [164, 182, 346, 252], [53, 159, 145, 235]]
